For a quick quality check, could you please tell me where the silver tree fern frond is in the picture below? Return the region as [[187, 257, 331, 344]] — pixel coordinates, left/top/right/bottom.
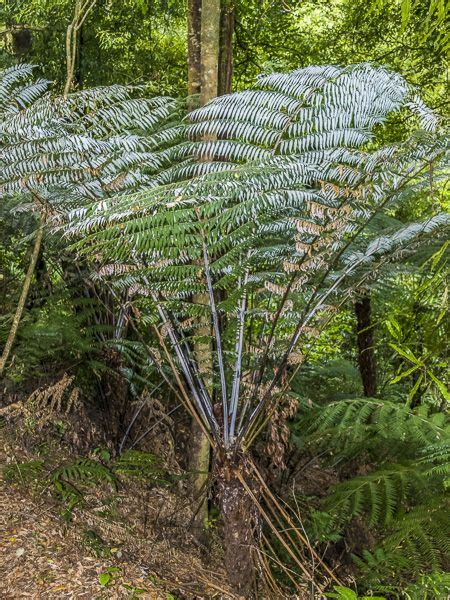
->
[[64, 65, 448, 450], [2, 63, 447, 452], [0, 69, 183, 213], [0, 64, 50, 116]]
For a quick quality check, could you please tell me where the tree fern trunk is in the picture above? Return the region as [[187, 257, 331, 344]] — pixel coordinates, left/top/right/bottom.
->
[[217, 455, 258, 597], [355, 294, 377, 397]]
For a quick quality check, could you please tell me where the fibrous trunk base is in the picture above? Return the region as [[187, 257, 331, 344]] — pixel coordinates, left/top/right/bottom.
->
[[217, 457, 259, 597]]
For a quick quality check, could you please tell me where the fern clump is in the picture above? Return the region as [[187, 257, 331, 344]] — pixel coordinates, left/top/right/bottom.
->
[[301, 394, 450, 594]]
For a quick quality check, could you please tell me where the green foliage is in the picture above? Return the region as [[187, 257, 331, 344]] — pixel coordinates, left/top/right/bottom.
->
[[381, 241, 449, 406], [114, 449, 173, 485], [327, 585, 385, 600], [303, 397, 446, 450], [51, 457, 117, 518], [61, 63, 448, 451], [300, 394, 450, 593], [98, 566, 122, 587], [82, 528, 112, 558], [0, 2, 448, 593], [322, 465, 427, 527]]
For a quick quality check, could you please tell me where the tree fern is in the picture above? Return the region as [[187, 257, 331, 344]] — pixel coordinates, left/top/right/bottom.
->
[[59, 63, 448, 453], [1, 62, 447, 455], [1, 61, 448, 592]]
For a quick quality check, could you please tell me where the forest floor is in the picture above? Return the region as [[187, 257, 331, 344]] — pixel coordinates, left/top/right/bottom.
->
[[0, 483, 163, 599], [0, 429, 234, 599]]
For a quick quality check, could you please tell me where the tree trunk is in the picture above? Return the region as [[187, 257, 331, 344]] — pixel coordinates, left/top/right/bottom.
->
[[217, 456, 258, 597], [187, 0, 202, 100], [187, 0, 222, 541], [200, 0, 221, 104], [0, 218, 45, 377], [64, 0, 96, 96], [218, 0, 234, 96], [355, 294, 377, 397]]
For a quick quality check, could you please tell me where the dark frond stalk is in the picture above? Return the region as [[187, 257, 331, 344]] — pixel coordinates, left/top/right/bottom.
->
[[229, 271, 248, 442], [201, 239, 229, 445], [127, 308, 187, 404], [152, 323, 215, 443], [240, 256, 367, 445], [250, 275, 295, 396], [250, 192, 356, 402], [118, 381, 164, 454], [0, 215, 45, 377]]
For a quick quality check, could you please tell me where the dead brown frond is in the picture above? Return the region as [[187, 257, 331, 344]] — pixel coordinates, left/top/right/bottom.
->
[[0, 373, 80, 424], [266, 394, 298, 469]]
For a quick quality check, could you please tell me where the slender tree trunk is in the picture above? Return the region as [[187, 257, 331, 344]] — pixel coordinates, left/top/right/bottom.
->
[[187, 0, 202, 100], [200, 0, 221, 104], [187, 0, 222, 541], [355, 294, 377, 397], [0, 218, 45, 377], [218, 0, 234, 96], [64, 0, 96, 96]]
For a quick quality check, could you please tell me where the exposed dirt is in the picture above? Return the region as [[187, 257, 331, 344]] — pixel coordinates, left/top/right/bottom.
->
[[0, 414, 235, 600], [0, 483, 162, 599]]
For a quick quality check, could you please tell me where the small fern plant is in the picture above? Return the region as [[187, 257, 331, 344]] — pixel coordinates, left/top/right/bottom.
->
[[3, 449, 173, 520]]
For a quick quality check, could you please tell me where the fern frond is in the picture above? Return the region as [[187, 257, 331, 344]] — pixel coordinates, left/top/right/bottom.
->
[[0, 64, 49, 115], [304, 397, 447, 449], [354, 502, 450, 585], [322, 464, 428, 527], [114, 449, 171, 484]]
